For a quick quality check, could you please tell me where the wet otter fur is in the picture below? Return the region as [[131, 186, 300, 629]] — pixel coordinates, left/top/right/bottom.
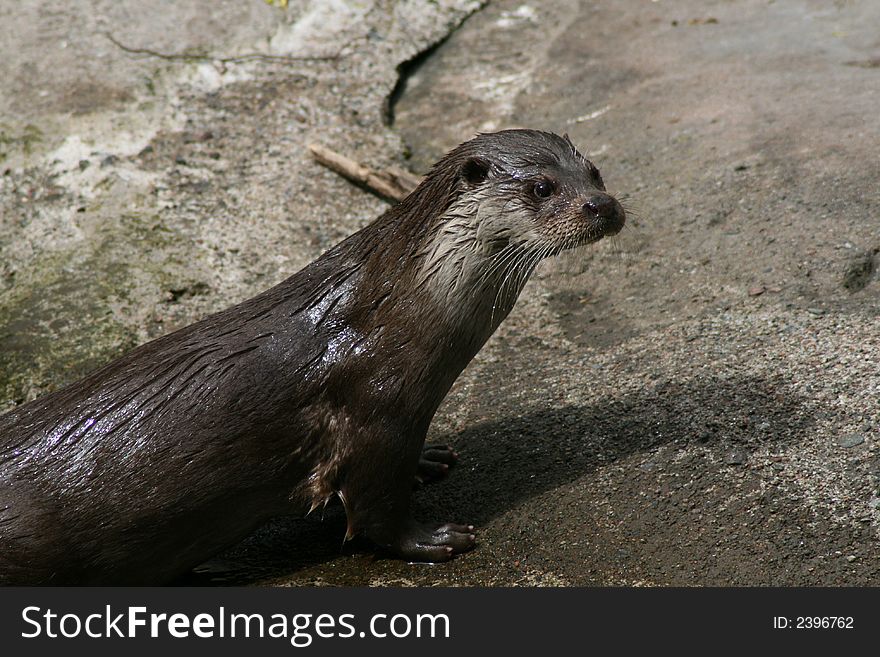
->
[[0, 129, 625, 584]]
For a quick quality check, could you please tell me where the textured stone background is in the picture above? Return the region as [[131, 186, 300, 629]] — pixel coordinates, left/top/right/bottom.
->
[[1, 0, 879, 585]]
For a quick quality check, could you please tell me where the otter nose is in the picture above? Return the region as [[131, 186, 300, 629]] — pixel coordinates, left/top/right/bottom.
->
[[582, 193, 625, 236], [582, 194, 617, 219]]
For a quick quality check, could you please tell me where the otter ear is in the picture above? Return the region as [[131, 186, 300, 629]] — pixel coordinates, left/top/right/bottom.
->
[[461, 157, 491, 186]]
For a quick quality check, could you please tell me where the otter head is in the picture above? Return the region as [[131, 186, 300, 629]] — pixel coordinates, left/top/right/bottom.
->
[[438, 129, 625, 257], [413, 130, 625, 309]]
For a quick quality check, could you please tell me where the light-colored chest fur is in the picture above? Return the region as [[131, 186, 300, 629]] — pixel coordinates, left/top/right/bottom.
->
[[414, 189, 544, 332]]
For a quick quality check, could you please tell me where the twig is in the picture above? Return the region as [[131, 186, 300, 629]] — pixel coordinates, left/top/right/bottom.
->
[[308, 144, 422, 202]]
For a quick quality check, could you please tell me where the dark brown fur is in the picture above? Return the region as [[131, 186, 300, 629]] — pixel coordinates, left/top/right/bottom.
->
[[0, 130, 624, 584]]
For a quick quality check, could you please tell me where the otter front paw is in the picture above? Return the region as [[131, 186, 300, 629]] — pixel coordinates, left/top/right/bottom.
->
[[392, 521, 476, 562], [415, 444, 458, 485]]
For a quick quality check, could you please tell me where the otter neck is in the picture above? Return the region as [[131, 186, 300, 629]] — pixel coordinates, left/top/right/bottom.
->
[[412, 195, 541, 342], [384, 194, 540, 368], [329, 181, 542, 393]]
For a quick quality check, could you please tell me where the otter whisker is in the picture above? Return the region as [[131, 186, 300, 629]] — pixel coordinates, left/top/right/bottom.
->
[[492, 244, 548, 321], [474, 243, 530, 306], [476, 242, 526, 293], [491, 244, 537, 322], [490, 250, 524, 323]]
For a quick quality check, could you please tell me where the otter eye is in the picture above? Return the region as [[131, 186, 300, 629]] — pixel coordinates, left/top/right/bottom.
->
[[533, 180, 554, 199]]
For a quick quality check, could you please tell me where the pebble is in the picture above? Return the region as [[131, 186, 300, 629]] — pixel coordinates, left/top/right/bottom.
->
[[838, 433, 865, 448], [724, 449, 748, 465]]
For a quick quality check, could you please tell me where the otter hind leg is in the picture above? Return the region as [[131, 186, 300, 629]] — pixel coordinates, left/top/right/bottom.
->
[[415, 444, 458, 486]]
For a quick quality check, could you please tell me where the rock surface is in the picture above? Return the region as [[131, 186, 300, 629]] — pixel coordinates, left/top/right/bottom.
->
[[2, 0, 879, 586]]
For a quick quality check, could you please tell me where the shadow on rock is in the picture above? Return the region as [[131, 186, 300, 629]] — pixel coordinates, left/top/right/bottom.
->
[[181, 373, 818, 585]]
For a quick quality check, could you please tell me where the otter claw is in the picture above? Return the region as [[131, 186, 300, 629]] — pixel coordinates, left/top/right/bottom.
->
[[415, 444, 458, 485], [394, 522, 476, 562]]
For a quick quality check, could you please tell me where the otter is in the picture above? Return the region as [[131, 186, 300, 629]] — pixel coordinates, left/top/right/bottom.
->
[[0, 129, 625, 585]]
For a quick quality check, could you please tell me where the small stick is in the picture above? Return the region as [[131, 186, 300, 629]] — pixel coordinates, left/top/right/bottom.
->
[[308, 143, 422, 202]]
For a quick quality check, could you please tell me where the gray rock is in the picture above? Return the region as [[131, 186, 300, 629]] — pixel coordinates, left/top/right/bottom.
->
[[838, 434, 865, 449]]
